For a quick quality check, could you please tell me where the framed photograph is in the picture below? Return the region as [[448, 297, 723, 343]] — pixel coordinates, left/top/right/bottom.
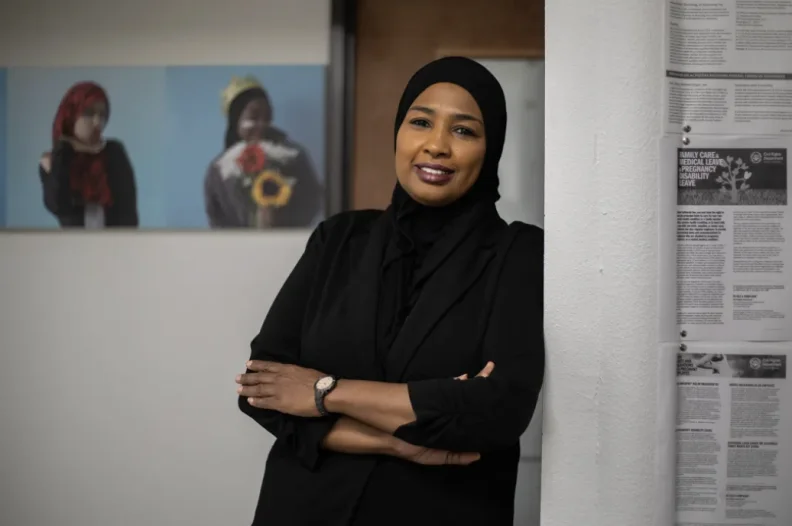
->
[[0, 0, 354, 231]]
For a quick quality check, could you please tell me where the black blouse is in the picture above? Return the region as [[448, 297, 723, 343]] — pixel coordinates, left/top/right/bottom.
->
[[238, 208, 545, 526], [38, 139, 139, 228], [203, 135, 324, 228]]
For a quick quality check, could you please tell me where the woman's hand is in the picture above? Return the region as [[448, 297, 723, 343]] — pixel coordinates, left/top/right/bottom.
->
[[236, 360, 325, 418], [386, 362, 493, 465], [454, 361, 495, 381], [393, 440, 480, 466], [40, 153, 52, 173]]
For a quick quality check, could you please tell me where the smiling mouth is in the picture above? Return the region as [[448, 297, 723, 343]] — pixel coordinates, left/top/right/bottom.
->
[[414, 163, 455, 185]]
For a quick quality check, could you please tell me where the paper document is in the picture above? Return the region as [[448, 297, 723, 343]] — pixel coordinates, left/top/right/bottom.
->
[[667, 342, 791, 526], [659, 136, 792, 341], [664, 0, 792, 136]]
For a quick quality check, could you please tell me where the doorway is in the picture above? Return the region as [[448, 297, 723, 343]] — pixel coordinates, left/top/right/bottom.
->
[[350, 0, 544, 211]]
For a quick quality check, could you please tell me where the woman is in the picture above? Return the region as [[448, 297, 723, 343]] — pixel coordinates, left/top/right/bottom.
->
[[235, 57, 544, 525], [204, 76, 324, 228], [39, 81, 138, 228]]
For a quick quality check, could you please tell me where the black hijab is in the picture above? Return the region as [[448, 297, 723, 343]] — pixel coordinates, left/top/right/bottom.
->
[[224, 87, 286, 150], [377, 56, 508, 357]]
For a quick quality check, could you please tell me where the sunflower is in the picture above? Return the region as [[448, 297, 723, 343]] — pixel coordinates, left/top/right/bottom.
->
[[251, 170, 293, 208]]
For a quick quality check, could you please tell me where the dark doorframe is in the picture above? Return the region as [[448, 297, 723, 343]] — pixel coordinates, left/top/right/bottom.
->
[[325, 0, 358, 216]]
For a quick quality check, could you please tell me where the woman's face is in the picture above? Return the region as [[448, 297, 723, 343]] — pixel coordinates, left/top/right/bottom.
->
[[238, 98, 271, 142], [395, 82, 486, 207], [73, 101, 107, 145]]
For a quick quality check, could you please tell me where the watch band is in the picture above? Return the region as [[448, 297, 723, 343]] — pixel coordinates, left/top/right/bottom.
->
[[314, 375, 338, 417]]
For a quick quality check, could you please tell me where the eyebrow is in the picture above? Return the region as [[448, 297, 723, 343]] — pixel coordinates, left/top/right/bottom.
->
[[409, 105, 483, 124]]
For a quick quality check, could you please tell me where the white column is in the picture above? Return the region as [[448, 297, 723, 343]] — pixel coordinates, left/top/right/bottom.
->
[[541, 0, 664, 525]]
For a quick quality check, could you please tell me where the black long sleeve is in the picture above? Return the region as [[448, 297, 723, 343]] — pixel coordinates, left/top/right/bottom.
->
[[39, 163, 59, 216], [393, 225, 545, 452], [38, 140, 139, 227], [238, 224, 339, 470], [108, 141, 139, 227], [39, 140, 80, 224], [204, 167, 226, 228], [280, 147, 324, 226]]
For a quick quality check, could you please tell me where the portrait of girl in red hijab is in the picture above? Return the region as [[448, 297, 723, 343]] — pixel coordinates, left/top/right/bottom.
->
[[38, 81, 139, 228]]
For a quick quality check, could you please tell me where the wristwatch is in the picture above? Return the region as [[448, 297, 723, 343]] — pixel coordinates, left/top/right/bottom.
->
[[314, 375, 338, 416]]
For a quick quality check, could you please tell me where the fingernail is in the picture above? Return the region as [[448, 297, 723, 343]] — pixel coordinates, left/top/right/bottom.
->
[[246, 361, 252, 367], [248, 397, 255, 404], [237, 386, 242, 393], [235, 375, 241, 382]]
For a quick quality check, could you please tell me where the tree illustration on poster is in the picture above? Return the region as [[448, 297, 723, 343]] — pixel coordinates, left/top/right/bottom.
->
[[677, 148, 787, 207], [716, 156, 752, 205]]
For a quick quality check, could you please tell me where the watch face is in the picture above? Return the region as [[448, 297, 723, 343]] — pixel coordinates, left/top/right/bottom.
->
[[316, 376, 334, 390]]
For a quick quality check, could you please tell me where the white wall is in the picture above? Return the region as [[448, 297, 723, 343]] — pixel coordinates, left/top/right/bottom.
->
[[542, 0, 663, 525], [0, 0, 330, 66], [0, 2, 328, 525], [481, 58, 545, 230]]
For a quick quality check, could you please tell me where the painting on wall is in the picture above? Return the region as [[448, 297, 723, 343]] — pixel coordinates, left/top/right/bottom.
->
[[0, 65, 327, 230]]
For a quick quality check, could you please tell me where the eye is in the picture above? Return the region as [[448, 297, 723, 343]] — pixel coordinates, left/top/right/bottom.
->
[[409, 118, 431, 128], [453, 126, 476, 137]]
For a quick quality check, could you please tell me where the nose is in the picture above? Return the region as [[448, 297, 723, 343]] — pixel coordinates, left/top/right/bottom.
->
[[423, 127, 451, 158]]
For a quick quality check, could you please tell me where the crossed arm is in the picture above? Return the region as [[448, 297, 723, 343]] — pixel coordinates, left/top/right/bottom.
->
[[320, 369, 491, 466], [39, 140, 77, 219], [236, 222, 544, 470], [238, 356, 493, 465]]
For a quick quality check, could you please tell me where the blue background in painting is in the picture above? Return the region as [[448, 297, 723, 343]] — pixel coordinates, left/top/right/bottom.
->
[[4, 67, 167, 228], [163, 65, 326, 228], [0, 69, 6, 226]]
